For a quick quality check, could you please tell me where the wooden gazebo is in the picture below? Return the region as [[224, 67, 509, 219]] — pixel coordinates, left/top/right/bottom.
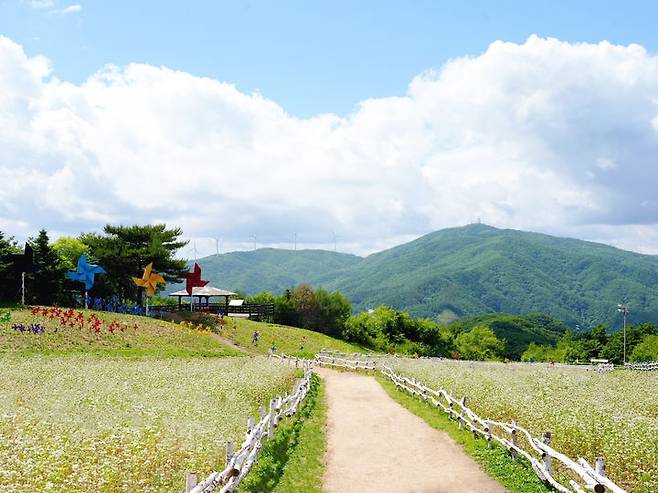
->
[[169, 286, 236, 313]]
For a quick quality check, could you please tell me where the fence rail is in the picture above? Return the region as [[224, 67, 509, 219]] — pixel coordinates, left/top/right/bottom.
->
[[315, 351, 377, 371], [319, 349, 388, 359], [380, 364, 626, 493], [186, 362, 313, 493], [625, 361, 658, 371], [149, 303, 274, 318]]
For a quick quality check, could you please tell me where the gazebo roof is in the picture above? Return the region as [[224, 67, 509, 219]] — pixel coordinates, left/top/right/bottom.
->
[[170, 286, 236, 297]]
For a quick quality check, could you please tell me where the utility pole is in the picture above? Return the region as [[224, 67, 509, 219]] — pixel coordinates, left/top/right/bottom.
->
[[252, 235, 257, 251], [214, 237, 221, 256], [617, 303, 629, 365], [192, 241, 198, 262]]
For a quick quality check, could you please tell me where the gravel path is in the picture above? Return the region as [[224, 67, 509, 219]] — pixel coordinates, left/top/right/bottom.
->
[[316, 367, 507, 493]]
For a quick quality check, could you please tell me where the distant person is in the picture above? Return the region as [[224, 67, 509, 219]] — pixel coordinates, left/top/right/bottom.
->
[[269, 342, 276, 355], [252, 330, 260, 345], [300, 336, 307, 351]]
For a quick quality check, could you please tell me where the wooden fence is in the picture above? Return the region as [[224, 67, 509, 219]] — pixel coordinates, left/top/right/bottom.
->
[[269, 352, 308, 368], [149, 303, 274, 318], [183, 352, 633, 493], [319, 349, 389, 359], [314, 351, 377, 371], [381, 364, 626, 493], [625, 361, 658, 371], [185, 362, 313, 493]]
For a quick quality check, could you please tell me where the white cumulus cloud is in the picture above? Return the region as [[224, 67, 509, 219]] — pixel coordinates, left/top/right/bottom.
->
[[57, 4, 81, 14], [1, 34, 658, 256]]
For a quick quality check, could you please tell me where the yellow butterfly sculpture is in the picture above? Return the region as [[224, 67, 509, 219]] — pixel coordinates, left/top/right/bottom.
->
[[133, 262, 165, 297]]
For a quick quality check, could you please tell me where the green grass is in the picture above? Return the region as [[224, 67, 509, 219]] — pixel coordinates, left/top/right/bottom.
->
[[0, 307, 240, 357], [219, 316, 365, 358], [377, 376, 551, 493], [239, 373, 327, 493]]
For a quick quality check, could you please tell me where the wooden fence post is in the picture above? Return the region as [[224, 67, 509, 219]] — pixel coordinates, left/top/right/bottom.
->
[[274, 395, 282, 427], [542, 431, 553, 475], [268, 399, 275, 438], [510, 420, 518, 459], [226, 441, 234, 464], [458, 396, 466, 429], [185, 471, 197, 492]]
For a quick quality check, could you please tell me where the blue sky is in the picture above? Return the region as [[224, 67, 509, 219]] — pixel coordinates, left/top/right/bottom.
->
[[2, 1, 658, 258], [2, 0, 658, 117]]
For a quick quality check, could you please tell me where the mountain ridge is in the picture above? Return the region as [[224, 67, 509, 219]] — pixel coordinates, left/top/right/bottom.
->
[[170, 224, 658, 328]]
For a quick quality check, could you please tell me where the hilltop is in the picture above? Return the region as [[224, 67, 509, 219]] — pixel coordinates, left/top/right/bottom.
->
[[329, 224, 658, 327], [169, 248, 360, 295], [173, 224, 658, 328]]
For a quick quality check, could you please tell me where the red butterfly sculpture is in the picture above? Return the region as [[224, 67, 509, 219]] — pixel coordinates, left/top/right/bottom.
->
[[185, 263, 209, 295]]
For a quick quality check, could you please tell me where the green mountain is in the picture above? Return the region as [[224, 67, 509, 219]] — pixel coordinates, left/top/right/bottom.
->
[[174, 224, 658, 328], [328, 224, 658, 327], [169, 248, 361, 295]]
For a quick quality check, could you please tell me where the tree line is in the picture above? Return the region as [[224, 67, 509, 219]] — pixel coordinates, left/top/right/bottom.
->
[[0, 225, 187, 306], [522, 323, 658, 364], [3, 223, 656, 362], [244, 285, 658, 362], [244, 286, 508, 360]]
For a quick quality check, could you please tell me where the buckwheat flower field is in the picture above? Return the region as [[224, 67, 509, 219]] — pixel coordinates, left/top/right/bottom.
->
[[390, 359, 658, 493], [0, 355, 296, 492]]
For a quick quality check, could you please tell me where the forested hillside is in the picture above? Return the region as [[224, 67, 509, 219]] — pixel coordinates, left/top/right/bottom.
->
[[168, 248, 361, 294], [174, 224, 658, 328]]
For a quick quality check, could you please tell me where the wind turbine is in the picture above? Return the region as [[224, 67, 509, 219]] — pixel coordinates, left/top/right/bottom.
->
[[332, 231, 339, 252]]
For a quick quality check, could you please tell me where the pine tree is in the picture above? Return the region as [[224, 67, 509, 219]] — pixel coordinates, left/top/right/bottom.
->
[[0, 230, 20, 302], [28, 229, 65, 305], [80, 224, 188, 302]]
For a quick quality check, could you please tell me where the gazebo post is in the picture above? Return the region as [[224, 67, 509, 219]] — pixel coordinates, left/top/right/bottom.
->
[[178, 295, 182, 310], [225, 295, 229, 316]]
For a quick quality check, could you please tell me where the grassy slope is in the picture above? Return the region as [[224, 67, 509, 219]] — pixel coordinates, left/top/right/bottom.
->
[[218, 316, 365, 358], [1, 307, 240, 357], [377, 376, 550, 493], [0, 307, 336, 492]]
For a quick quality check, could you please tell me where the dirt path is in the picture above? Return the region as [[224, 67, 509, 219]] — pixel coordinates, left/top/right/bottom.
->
[[316, 367, 507, 493], [209, 333, 252, 355]]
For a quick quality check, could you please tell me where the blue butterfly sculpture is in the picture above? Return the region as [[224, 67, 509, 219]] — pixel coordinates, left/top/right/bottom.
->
[[67, 255, 106, 291]]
